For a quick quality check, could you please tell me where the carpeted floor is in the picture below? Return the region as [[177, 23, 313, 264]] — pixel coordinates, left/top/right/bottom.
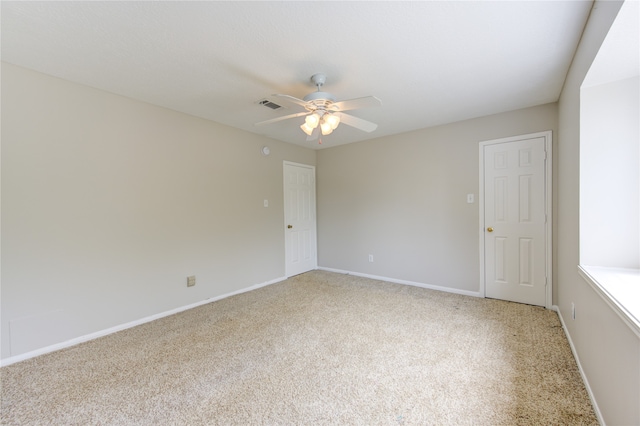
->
[[1, 270, 597, 425]]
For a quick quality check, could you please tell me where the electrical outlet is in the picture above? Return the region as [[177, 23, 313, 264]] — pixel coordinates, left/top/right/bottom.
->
[[187, 276, 196, 287], [368, 254, 374, 263], [571, 302, 576, 320]]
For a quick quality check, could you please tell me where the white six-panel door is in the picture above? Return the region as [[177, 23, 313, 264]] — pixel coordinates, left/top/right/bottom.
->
[[284, 162, 317, 277], [480, 132, 551, 307]]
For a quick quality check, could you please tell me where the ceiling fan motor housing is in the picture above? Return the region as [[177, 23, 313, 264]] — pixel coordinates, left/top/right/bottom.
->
[[303, 91, 337, 103]]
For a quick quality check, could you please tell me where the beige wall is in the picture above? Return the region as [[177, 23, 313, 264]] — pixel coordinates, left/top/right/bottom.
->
[[557, 1, 640, 424], [317, 104, 557, 294], [1, 63, 315, 360]]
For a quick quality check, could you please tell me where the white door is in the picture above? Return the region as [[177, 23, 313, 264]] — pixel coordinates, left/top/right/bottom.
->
[[481, 132, 551, 307], [284, 162, 317, 277]]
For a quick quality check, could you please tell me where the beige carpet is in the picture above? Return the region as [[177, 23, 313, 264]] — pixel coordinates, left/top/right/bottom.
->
[[1, 270, 597, 425]]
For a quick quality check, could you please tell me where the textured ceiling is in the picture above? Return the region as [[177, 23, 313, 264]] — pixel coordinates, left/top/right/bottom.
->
[[1, 1, 594, 149]]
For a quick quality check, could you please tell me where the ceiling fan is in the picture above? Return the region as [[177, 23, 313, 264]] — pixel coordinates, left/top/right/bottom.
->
[[255, 73, 382, 141]]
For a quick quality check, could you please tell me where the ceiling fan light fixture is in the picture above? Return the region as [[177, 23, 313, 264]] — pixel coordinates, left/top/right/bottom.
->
[[256, 73, 381, 141]]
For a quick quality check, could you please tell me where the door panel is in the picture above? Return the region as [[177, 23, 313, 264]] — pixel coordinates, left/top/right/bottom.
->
[[284, 162, 317, 277], [484, 137, 547, 306]]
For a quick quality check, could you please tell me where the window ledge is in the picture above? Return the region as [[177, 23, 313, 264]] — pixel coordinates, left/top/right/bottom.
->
[[578, 265, 640, 338]]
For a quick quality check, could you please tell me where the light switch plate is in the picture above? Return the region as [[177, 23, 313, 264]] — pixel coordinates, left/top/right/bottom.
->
[[466, 194, 474, 203]]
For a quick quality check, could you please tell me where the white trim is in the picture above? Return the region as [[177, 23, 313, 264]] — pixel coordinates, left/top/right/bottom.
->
[[318, 267, 482, 298], [578, 265, 640, 339], [478, 145, 486, 298], [552, 305, 605, 425], [283, 160, 315, 168], [478, 130, 553, 309], [1, 276, 287, 367]]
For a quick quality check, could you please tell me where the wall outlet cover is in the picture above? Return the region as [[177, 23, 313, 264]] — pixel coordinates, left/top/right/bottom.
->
[[187, 276, 196, 287]]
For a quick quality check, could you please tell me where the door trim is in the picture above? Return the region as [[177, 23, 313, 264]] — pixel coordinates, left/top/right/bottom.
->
[[283, 161, 318, 277], [478, 131, 553, 308]]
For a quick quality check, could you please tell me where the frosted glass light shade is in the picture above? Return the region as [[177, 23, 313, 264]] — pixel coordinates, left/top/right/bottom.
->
[[300, 122, 315, 136], [325, 114, 340, 130], [305, 113, 320, 128], [320, 121, 333, 135]]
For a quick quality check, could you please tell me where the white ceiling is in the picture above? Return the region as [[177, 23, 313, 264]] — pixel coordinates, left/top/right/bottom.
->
[[1, 1, 594, 149], [582, 0, 639, 88]]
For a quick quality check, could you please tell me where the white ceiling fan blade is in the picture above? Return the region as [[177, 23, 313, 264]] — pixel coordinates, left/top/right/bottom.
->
[[306, 126, 320, 142], [255, 111, 309, 126], [273, 94, 310, 108], [337, 112, 378, 132], [332, 96, 382, 112]]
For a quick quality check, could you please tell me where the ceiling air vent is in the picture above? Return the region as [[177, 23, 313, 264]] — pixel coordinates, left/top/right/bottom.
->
[[258, 99, 284, 110]]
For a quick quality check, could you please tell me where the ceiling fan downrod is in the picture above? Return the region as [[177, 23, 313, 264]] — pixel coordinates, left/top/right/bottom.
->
[[304, 73, 336, 104]]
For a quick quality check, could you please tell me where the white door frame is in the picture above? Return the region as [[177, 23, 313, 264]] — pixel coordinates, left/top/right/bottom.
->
[[283, 161, 318, 277], [478, 131, 553, 309]]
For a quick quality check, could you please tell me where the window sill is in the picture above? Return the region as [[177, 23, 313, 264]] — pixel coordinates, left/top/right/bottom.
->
[[578, 265, 640, 338]]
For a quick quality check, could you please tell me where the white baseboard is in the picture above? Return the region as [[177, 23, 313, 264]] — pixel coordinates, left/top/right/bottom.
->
[[318, 267, 482, 298], [551, 305, 605, 425], [1, 276, 287, 367]]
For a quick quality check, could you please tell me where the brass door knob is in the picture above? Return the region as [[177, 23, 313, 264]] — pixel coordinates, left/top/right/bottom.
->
[[487, 227, 494, 232], [287, 225, 293, 229]]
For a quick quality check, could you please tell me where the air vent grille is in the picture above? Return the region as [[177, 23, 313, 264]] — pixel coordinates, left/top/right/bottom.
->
[[258, 99, 283, 110]]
